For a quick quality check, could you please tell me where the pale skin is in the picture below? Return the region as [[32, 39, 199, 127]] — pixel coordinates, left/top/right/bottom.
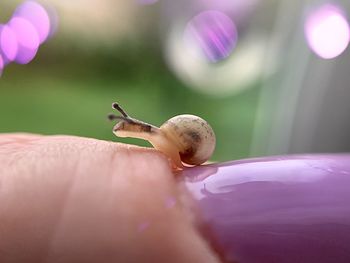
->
[[0, 133, 222, 263]]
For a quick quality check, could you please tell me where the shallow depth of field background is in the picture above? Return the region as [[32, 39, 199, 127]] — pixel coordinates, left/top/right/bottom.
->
[[1, 0, 350, 162]]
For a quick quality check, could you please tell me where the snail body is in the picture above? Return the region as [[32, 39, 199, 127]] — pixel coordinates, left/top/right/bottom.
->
[[108, 103, 216, 168]]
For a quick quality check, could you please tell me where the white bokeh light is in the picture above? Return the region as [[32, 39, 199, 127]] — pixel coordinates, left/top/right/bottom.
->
[[305, 4, 350, 59], [166, 24, 271, 96]]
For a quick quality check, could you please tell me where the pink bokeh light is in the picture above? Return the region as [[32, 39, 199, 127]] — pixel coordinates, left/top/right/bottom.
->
[[0, 54, 4, 75], [14, 0, 51, 44], [184, 10, 238, 63], [0, 25, 18, 63], [305, 4, 350, 59], [8, 17, 40, 64], [0, 1, 56, 75]]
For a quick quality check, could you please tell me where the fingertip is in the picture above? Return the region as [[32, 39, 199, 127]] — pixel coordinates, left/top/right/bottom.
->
[[0, 132, 43, 140]]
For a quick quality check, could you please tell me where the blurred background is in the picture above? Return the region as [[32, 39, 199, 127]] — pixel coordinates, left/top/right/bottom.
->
[[0, 0, 349, 162]]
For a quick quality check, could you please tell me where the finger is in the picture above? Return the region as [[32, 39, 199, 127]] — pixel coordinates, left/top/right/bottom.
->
[[0, 132, 42, 145], [0, 135, 221, 263]]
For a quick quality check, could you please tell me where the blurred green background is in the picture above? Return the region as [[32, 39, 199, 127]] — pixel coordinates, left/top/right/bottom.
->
[[0, 44, 258, 161], [0, 0, 261, 162], [1, 0, 350, 162]]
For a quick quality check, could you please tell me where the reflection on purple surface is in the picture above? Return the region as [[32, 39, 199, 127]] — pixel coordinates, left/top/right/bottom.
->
[[14, 1, 51, 44], [8, 17, 39, 64], [184, 10, 238, 62], [305, 4, 350, 59], [0, 25, 18, 63], [182, 154, 350, 263]]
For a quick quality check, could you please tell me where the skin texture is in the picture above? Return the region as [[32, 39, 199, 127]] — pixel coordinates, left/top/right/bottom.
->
[[0, 134, 220, 263]]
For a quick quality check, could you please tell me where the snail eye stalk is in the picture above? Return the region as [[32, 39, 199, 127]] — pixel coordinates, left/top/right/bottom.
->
[[112, 102, 129, 118]]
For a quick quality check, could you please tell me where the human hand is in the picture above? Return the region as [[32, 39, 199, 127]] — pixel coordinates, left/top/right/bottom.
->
[[2, 133, 350, 263], [0, 134, 220, 263]]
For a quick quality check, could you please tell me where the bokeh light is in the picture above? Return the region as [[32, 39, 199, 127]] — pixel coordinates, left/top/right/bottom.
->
[[305, 4, 350, 59], [14, 0, 51, 44], [0, 54, 4, 76], [195, 0, 260, 21], [8, 17, 40, 64], [167, 22, 269, 96], [183, 10, 238, 63], [0, 1, 55, 74], [0, 25, 18, 63]]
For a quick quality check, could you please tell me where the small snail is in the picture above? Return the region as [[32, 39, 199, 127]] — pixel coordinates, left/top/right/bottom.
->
[[108, 103, 216, 168]]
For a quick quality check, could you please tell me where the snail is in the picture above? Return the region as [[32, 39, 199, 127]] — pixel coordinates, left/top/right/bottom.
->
[[108, 102, 216, 168]]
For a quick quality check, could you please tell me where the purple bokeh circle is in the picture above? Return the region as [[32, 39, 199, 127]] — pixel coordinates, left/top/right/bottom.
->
[[0, 54, 4, 75], [304, 4, 350, 59], [184, 10, 238, 62], [14, 0, 51, 44], [0, 24, 18, 63], [8, 17, 40, 64]]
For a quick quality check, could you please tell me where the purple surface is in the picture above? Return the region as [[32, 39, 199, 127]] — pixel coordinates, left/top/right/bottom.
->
[[182, 154, 350, 263]]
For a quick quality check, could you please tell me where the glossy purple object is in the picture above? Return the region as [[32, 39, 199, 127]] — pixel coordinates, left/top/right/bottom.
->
[[182, 155, 350, 263]]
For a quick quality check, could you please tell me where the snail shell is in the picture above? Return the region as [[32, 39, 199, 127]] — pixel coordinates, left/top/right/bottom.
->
[[160, 115, 216, 165], [109, 103, 216, 168]]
